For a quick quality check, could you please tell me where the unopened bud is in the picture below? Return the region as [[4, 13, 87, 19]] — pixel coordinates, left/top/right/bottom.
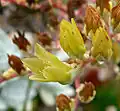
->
[[84, 5, 102, 34], [8, 55, 25, 74], [13, 30, 30, 52], [112, 2, 120, 30]]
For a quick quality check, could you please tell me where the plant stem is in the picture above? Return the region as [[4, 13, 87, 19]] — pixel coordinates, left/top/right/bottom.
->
[[23, 79, 32, 111]]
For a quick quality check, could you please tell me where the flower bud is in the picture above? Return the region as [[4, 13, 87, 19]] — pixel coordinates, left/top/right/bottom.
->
[[8, 54, 25, 74], [13, 30, 30, 52], [112, 2, 120, 31], [84, 5, 102, 35]]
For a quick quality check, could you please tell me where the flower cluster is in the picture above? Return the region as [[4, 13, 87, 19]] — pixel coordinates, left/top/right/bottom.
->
[[1, 0, 120, 111]]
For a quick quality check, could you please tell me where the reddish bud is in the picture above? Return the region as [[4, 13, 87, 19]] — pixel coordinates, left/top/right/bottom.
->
[[84, 5, 102, 34], [112, 3, 120, 29], [13, 30, 30, 51], [8, 55, 25, 74]]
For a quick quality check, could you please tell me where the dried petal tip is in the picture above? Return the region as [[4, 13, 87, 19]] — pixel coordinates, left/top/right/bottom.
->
[[13, 30, 30, 51], [8, 55, 25, 74], [84, 5, 102, 34], [112, 3, 120, 30], [56, 94, 71, 111], [76, 82, 96, 103]]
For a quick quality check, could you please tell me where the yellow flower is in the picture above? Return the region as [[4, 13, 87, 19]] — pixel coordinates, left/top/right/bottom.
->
[[60, 18, 86, 59], [91, 27, 112, 60], [23, 44, 72, 84]]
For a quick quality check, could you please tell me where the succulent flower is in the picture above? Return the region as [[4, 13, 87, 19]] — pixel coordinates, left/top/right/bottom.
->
[[84, 5, 102, 35], [60, 18, 86, 59], [23, 43, 72, 84], [91, 27, 112, 60]]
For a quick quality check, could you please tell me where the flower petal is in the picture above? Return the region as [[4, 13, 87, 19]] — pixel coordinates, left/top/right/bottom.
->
[[35, 43, 71, 71], [60, 18, 86, 58]]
